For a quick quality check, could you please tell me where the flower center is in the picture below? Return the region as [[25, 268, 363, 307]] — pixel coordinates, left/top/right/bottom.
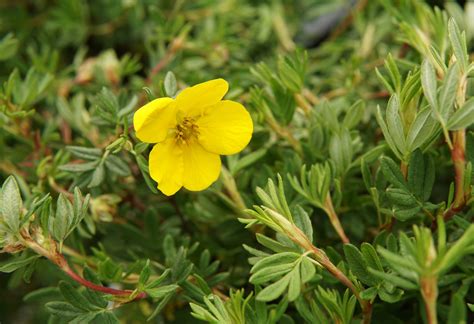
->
[[175, 117, 199, 145]]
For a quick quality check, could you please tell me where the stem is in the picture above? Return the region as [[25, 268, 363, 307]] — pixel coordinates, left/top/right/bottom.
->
[[221, 166, 247, 211], [22, 235, 146, 301], [400, 161, 408, 179], [146, 33, 186, 84], [442, 70, 469, 222], [316, 252, 372, 323], [443, 130, 468, 221], [328, 0, 368, 41], [323, 194, 350, 244], [59, 255, 146, 299], [294, 93, 312, 116], [271, 4, 295, 52], [287, 226, 371, 323], [265, 116, 303, 156], [420, 276, 438, 324]]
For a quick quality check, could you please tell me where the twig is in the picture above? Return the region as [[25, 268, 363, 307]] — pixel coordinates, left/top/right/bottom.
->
[[328, 0, 369, 41], [420, 276, 438, 324], [287, 224, 371, 323], [146, 36, 186, 84], [21, 233, 147, 301], [323, 194, 350, 244], [442, 130, 468, 222]]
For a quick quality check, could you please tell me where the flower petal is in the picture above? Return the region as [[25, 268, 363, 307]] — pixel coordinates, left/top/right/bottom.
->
[[149, 140, 183, 196], [196, 100, 253, 155], [133, 98, 176, 143], [176, 79, 228, 116], [182, 142, 221, 191]]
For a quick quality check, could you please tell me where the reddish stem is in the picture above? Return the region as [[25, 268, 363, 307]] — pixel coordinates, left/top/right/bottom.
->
[[63, 264, 146, 299], [23, 237, 147, 301], [324, 194, 350, 244], [57, 254, 147, 300], [442, 130, 469, 223], [146, 37, 184, 84]]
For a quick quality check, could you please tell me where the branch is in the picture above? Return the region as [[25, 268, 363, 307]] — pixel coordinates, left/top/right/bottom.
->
[[146, 35, 186, 84], [285, 224, 371, 323], [323, 194, 350, 244], [21, 233, 147, 301]]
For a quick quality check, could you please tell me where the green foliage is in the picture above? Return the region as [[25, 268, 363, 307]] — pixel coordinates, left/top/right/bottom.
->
[[1, 1, 474, 323]]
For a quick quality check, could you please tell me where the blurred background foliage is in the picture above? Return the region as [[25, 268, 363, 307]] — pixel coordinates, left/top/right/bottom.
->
[[0, 0, 473, 323]]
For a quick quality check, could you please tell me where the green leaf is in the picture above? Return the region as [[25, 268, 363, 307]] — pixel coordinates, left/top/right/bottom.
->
[[230, 148, 267, 175], [147, 292, 176, 321], [385, 53, 402, 92], [448, 18, 468, 71], [139, 260, 151, 287], [45, 301, 84, 317], [376, 106, 402, 160], [95, 311, 120, 324], [256, 234, 291, 253], [23, 287, 60, 303], [300, 256, 316, 282], [51, 193, 74, 242], [447, 292, 466, 324], [392, 205, 421, 221], [88, 163, 105, 188], [1, 176, 22, 233], [164, 71, 178, 96], [251, 252, 299, 274], [360, 243, 383, 272], [380, 156, 407, 190], [73, 187, 89, 226], [59, 281, 98, 311], [59, 161, 99, 172], [386, 188, 418, 207], [406, 106, 437, 152], [250, 262, 295, 284], [69, 313, 98, 324], [0, 255, 40, 273], [438, 225, 474, 275], [105, 155, 131, 177], [98, 258, 123, 282], [386, 95, 407, 155], [438, 63, 460, 118], [329, 128, 353, 175], [287, 268, 301, 301], [360, 287, 378, 300], [377, 286, 403, 303], [368, 268, 418, 290], [256, 272, 291, 302], [447, 98, 474, 130], [293, 206, 313, 243], [377, 246, 421, 273], [80, 268, 107, 308], [146, 269, 171, 289], [343, 244, 376, 286], [146, 284, 179, 299], [407, 150, 435, 201], [66, 146, 102, 160], [342, 100, 365, 129], [0, 33, 19, 61], [421, 60, 438, 110]]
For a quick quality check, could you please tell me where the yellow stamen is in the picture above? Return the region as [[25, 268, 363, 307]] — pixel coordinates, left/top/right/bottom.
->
[[175, 117, 199, 144]]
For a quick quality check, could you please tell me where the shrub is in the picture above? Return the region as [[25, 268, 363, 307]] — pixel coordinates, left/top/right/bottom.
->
[[1, 1, 473, 323]]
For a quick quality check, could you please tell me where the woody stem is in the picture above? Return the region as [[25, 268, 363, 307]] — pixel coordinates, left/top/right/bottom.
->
[[21, 234, 146, 300], [323, 194, 350, 244]]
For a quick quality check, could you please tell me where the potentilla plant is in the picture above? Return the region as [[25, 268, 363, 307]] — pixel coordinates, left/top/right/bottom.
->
[[0, 1, 473, 323]]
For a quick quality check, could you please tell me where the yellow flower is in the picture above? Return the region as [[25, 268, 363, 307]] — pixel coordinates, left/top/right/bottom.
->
[[133, 79, 253, 196]]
